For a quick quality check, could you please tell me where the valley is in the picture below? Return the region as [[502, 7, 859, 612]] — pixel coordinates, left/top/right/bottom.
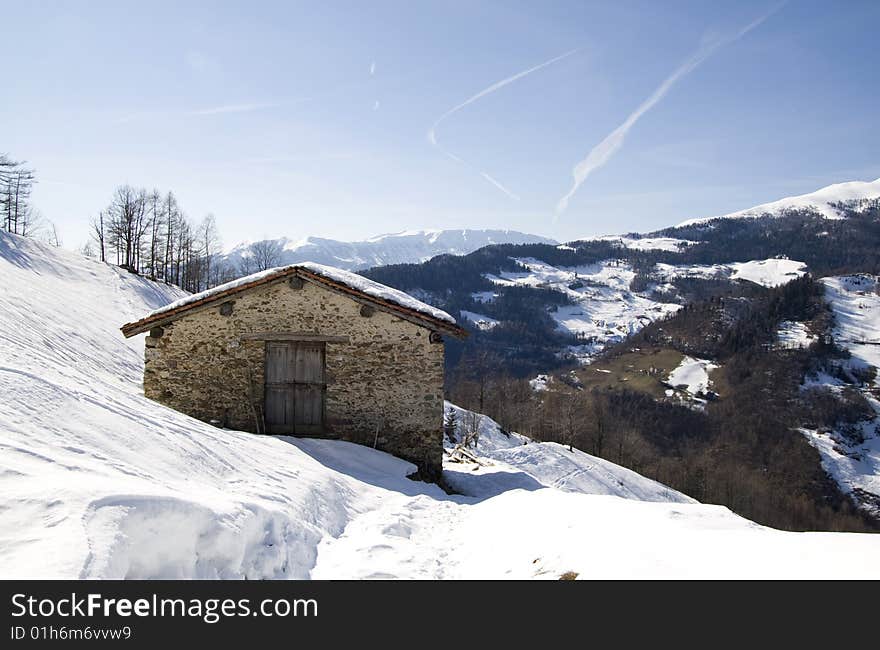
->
[[364, 183, 880, 530]]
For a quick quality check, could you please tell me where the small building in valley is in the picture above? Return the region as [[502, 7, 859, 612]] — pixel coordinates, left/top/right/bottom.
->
[[121, 263, 467, 478]]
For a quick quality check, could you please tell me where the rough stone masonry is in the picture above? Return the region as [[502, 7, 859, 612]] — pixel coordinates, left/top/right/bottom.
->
[[139, 276, 452, 478]]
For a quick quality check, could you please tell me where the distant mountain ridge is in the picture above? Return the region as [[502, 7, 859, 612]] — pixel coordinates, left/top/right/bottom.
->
[[224, 229, 557, 272]]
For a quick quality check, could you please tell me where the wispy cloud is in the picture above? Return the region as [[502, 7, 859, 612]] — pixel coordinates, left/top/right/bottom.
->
[[116, 101, 295, 124], [242, 152, 360, 165], [370, 61, 376, 76], [555, 5, 783, 216], [428, 48, 579, 200]]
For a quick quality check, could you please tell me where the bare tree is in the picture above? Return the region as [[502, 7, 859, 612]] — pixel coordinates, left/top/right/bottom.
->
[[45, 221, 62, 247], [146, 190, 163, 280], [238, 250, 255, 276], [161, 191, 179, 283], [90, 211, 106, 262], [249, 239, 283, 272], [198, 214, 221, 289], [18, 206, 45, 239], [106, 185, 148, 270]]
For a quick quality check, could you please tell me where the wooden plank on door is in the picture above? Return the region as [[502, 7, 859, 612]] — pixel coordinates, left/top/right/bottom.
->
[[292, 342, 325, 434], [264, 342, 294, 433]]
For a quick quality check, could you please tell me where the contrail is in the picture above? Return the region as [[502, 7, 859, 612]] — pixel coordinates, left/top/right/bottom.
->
[[187, 102, 278, 116], [481, 172, 521, 201], [555, 5, 782, 215], [428, 48, 579, 199]]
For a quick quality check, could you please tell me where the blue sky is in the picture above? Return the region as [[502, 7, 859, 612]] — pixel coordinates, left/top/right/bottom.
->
[[3, 0, 879, 248]]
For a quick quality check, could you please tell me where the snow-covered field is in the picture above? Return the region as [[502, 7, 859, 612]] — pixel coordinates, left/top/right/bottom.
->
[[777, 320, 815, 349], [441, 403, 693, 503], [575, 235, 696, 252], [667, 357, 718, 395], [823, 275, 880, 377], [486, 258, 680, 359], [797, 276, 880, 517], [663, 356, 719, 410], [480, 256, 806, 363], [655, 258, 807, 288], [460, 310, 499, 330], [2, 231, 879, 580]]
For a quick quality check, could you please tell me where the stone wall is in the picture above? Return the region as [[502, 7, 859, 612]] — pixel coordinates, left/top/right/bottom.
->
[[143, 277, 446, 477]]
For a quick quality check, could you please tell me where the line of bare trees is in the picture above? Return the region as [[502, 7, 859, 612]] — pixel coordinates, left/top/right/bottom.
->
[[4, 147, 290, 293], [88, 185, 231, 293], [87, 185, 290, 293]]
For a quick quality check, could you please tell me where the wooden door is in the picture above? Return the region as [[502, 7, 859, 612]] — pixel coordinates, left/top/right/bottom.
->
[[264, 341, 325, 435]]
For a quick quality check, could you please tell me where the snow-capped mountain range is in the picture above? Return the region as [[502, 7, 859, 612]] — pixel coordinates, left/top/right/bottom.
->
[[224, 229, 557, 272], [219, 177, 880, 275]]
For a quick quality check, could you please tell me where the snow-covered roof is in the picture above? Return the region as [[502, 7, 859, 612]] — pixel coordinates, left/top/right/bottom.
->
[[121, 262, 465, 338]]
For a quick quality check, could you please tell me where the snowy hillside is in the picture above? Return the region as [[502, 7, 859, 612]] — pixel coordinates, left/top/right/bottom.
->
[[573, 235, 696, 252], [485, 257, 681, 359], [655, 258, 807, 288], [224, 229, 556, 272], [2, 230, 880, 579], [480, 256, 805, 362], [441, 403, 693, 502], [798, 275, 880, 517], [679, 177, 880, 227]]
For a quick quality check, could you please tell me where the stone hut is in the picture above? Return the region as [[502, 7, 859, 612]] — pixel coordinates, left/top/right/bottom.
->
[[121, 263, 467, 478]]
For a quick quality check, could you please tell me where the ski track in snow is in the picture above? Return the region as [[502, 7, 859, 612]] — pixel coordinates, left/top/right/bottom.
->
[[2, 231, 880, 579]]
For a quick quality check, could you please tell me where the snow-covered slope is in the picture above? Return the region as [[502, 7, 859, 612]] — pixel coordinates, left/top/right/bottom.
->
[[2, 230, 879, 579], [824, 275, 880, 375], [486, 257, 681, 360], [777, 320, 815, 349], [664, 356, 719, 410], [655, 258, 807, 288], [798, 275, 880, 517], [225, 229, 556, 272], [441, 403, 693, 502], [480, 256, 806, 362], [679, 177, 880, 227], [574, 235, 696, 252], [667, 356, 717, 395]]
